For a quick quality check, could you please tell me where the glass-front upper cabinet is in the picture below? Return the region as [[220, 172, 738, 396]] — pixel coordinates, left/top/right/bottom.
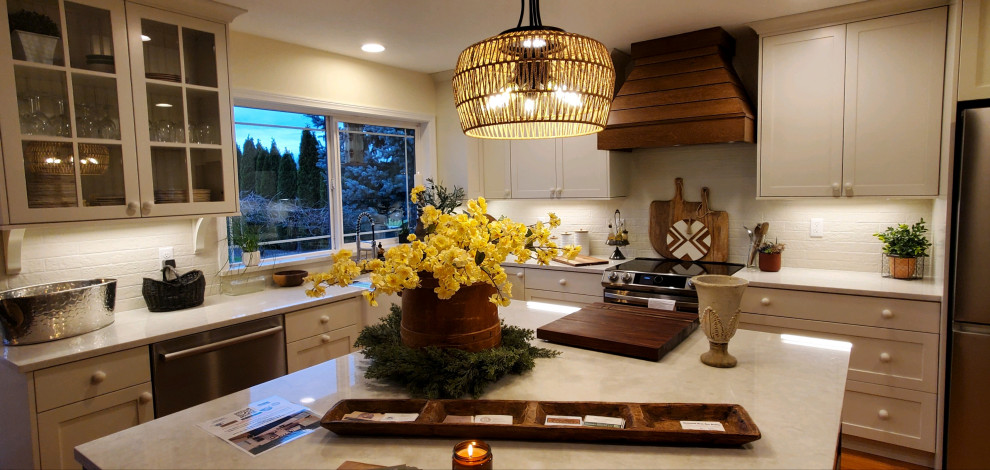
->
[[127, 3, 236, 217], [0, 0, 140, 223]]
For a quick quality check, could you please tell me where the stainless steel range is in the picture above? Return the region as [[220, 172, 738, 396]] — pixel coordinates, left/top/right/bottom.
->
[[601, 258, 744, 313]]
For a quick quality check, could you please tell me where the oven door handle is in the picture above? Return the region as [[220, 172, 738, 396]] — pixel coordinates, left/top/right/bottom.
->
[[160, 326, 284, 362], [604, 292, 650, 304]]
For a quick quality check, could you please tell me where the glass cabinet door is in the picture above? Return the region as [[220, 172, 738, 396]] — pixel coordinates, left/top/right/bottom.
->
[[0, 0, 140, 223], [127, 3, 236, 217]]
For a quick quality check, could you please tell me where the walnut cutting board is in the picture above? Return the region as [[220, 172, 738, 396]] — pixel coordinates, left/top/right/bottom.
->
[[536, 302, 698, 361], [649, 179, 728, 262], [698, 187, 729, 263], [552, 254, 609, 266]]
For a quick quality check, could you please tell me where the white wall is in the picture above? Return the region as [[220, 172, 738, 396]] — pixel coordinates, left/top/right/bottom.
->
[[0, 33, 436, 310], [485, 144, 936, 273]]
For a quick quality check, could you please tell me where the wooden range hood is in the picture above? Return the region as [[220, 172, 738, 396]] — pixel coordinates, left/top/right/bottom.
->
[[597, 27, 755, 150]]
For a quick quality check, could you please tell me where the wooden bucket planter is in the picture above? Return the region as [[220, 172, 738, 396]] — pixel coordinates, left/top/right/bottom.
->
[[400, 274, 501, 352]]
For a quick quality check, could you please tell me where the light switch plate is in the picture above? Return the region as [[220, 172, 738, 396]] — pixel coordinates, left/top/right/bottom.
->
[[810, 218, 824, 238]]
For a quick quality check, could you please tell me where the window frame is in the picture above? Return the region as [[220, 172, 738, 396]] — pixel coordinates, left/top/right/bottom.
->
[[219, 91, 435, 273]]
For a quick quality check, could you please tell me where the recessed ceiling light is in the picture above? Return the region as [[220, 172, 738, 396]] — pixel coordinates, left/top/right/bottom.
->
[[141, 34, 151, 42], [361, 43, 385, 53], [155, 103, 172, 108]]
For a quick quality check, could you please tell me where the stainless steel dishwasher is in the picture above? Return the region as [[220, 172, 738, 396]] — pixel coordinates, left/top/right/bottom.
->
[[151, 316, 286, 417]]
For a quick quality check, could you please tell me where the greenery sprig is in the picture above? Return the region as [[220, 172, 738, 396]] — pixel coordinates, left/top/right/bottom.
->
[[758, 239, 786, 254], [874, 218, 932, 258], [354, 305, 560, 398], [414, 178, 465, 215]]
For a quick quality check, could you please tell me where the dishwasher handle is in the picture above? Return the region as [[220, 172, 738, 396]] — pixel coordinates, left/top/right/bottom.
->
[[160, 325, 284, 362]]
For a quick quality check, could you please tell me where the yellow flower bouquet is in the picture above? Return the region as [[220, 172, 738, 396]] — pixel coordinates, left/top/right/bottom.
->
[[305, 187, 580, 307]]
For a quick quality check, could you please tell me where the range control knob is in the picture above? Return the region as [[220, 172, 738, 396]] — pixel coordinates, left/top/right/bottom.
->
[[686, 279, 694, 289], [607, 272, 619, 282], [652, 275, 665, 286], [621, 273, 633, 283]]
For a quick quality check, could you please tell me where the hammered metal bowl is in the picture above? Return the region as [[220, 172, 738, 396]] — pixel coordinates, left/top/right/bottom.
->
[[0, 279, 116, 346]]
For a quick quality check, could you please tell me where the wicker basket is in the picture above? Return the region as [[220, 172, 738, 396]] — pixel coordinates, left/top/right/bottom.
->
[[142, 269, 205, 312]]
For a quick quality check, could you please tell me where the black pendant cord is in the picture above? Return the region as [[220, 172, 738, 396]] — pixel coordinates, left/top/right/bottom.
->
[[516, 0, 543, 28]]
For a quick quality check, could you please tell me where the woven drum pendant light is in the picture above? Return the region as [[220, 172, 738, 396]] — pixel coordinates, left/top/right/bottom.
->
[[453, 0, 615, 139]]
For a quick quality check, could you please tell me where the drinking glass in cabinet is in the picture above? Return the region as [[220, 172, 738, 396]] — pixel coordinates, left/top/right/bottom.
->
[[141, 19, 180, 82], [14, 65, 68, 137], [186, 88, 220, 144], [151, 147, 189, 203], [21, 141, 77, 208], [146, 83, 185, 143], [64, 1, 114, 73], [182, 27, 217, 87], [6, 0, 64, 66], [72, 74, 120, 140]]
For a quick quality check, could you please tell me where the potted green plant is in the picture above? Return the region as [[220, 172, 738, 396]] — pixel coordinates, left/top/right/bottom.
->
[[874, 219, 932, 279], [8, 10, 60, 65], [231, 226, 262, 267], [757, 239, 786, 272]]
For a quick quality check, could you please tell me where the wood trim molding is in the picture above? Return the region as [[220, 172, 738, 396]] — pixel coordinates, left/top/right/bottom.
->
[[127, 0, 246, 24], [232, 88, 436, 125], [747, 0, 950, 36]]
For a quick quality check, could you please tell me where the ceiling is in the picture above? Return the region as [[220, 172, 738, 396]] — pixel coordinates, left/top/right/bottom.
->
[[223, 0, 865, 75]]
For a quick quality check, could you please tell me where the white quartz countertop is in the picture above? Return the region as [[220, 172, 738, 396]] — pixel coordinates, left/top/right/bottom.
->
[[0, 283, 365, 373], [734, 267, 943, 302], [75, 302, 851, 470]]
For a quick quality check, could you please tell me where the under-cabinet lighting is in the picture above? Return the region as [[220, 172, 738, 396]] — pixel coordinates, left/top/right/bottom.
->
[[781, 334, 851, 352], [526, 301, 581, 314], [155, 103, 173, 108], [140, 34, 151, 42], [361, 43, 385, 53]]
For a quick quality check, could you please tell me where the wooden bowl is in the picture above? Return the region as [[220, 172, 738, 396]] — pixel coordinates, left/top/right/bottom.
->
[[272, 270, 308, 287]]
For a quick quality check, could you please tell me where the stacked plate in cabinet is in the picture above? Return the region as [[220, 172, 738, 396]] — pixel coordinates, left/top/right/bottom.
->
[[145, 72, 180, 83], [27, 175, 76, 208], [192, 188, 211, 202], [154, 189, 186, 204]]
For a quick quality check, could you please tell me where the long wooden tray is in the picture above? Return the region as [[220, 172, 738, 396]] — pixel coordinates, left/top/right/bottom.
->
[[320, 399, 761, 446], [537, 302, 699, 361]]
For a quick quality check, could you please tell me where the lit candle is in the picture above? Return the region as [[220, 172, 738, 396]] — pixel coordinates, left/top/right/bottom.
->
[[452, 440, 492, 470], [414, 172, 424, 187]]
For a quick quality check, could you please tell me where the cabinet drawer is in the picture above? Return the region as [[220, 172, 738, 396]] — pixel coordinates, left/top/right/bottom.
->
[[525, 269, 602, 296], [525, 289, 601, 308], [740, 313, 938, 392], [742, 287, 939, 333], [284, 297, 361, 343], [503, 266, 527, 300], [842, 380, 936, 452], [34, 347, 151, 413], [286, 325, 359, 373]]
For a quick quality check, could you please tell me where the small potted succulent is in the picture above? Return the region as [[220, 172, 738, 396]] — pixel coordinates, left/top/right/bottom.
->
[[874, 219, 932, 279], [8, 9, 61, 64], [757, 239, 786, 272]]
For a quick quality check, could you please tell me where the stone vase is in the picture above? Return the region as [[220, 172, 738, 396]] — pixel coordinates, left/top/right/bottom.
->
[[691, 274, 749, 368]]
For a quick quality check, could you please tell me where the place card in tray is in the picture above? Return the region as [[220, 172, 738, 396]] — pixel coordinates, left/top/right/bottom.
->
[[320, 399, 761, 446]]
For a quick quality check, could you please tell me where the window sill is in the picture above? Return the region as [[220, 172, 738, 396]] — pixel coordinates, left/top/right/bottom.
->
[[218, 238, 406, 277]]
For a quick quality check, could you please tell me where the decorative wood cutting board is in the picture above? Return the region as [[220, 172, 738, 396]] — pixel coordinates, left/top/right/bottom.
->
[[698, 187, 729, 262], [666, 218, 711, 261], [649, 178, 702, 259], [536, 302, 698, 361], [552, 254, 609, 266]]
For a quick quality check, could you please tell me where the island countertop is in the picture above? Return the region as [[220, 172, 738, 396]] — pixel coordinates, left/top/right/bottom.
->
[[75, 301, 851, 470]]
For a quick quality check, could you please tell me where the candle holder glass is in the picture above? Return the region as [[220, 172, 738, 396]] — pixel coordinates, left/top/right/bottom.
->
[[452, 440, 493, 470]]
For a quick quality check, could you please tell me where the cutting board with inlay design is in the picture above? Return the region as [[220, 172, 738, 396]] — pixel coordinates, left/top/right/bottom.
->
[[650, 181, 728, 262], [666, 218, 711, 261], [649, 178, 702, 259]]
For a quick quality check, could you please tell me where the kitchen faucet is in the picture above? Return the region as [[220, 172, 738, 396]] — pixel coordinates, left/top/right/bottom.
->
[[355, 211, 376, 262]]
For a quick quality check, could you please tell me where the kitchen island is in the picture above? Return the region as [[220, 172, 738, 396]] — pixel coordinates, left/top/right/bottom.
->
[[75, 301, 851, 469]]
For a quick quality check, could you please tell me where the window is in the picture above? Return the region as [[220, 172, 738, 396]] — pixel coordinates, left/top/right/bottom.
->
[[228, 106, 417, 265]]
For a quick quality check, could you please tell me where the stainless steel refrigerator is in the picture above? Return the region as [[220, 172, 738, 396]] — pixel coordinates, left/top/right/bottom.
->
[[945, 105, 990, 468]]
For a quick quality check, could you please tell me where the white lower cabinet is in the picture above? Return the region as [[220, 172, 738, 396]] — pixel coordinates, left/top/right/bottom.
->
[[38, 382, 154, 469], [519, 267, 603, 307], [739, 287, 941, 454], [284, 297, 362, 373]]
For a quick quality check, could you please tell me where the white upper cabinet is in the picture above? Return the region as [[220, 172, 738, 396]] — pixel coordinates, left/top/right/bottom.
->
[[478, 134, 626, 200], [759, 25, 845, 197], [958, 0, 990, 101], [0, 0, 238, 225], [843, 8, 945, 197], [757, 7, 947, 198]]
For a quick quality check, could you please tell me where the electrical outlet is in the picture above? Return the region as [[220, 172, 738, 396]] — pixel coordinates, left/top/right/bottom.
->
[[158, 246, 174, 261], [810, 218, 824, 238]]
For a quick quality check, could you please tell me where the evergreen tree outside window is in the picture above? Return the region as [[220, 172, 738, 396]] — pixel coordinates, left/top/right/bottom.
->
[[228, 107, 417, 266]]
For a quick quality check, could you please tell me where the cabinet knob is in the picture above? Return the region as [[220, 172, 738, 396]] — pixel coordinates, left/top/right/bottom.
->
[[880, 352, 891, 363], [878, 409, 889, 420], [126, 201, 139, 215], [761, 297, 771, 306], [881, 309, 893, 319], [555, 188, 563, 197], [321, 334, 331, 343], [90, 370, 107, 384], [139, 392, 153, 404], [319, 315, 330, 324], [844, 182, 853, 195], [504, 189, 510, 197], [558, 279, 567, 286], [515, 272, 524, 279], [832, 183, 840, 191], [141, 201, 153, 215]]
